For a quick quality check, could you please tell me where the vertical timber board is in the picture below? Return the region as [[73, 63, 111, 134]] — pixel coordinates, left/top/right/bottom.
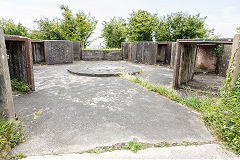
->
[[32, 42, 45, 63], [170, 42, 177, 68], [128, 42, 132, 61], [189, 45, 197, 80], [0, 28, 14, 119], [229, 34, 240, 88], [145, 42, 157, 65], [179, 44, 196, 84], [219, 44, 232, 77], [165, 43, 172, 64], [136, 42, 143, 63], [121, 42, 129, 60], [73, 41, 81, 61], [26, 39, 35, 90], [173, 41, 182, 88], [158, 45, 166, 63], [131, 42, 137, 63]]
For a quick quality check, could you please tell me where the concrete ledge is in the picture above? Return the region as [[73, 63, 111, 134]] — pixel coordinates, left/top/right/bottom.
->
[[67, 61, 141, 77], [82, 50, 122, 61]]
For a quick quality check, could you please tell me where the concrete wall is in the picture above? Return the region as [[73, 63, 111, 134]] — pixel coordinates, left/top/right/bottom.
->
[[5, 35, 35, 90], [0, 28, 14, 119], [44, 40, 73, 65], [73, 41, 82, 61], [82, 50, 122, 61], [121, 42, 130, 60], [219, 45, 232, 77], [32, 41, 45, 63], [196, 45, 217, 72], [196, 45, 232, 76]]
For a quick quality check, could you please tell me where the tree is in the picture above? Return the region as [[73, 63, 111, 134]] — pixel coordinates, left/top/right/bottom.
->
[[128, 10, 158, 42], [59, 5, 97, 47], [0, 18, 28, 36], [101, 17, 127, 48], [154, 12, 213, 42], [29, 18, 64, 40], [30, 5, 97, 47]]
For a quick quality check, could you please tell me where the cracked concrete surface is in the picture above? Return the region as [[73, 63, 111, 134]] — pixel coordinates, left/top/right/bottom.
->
[[23, 144, 238, 159], [13, 62, 214, 156]]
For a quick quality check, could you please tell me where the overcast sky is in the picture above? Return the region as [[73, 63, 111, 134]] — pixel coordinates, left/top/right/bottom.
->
[[0, 0, 239, 48]]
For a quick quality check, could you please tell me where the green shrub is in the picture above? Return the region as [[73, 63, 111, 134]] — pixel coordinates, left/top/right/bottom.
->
[[0, 120, 25, 157], [11, 79, 30, 92], [202, 73, 240, 153]]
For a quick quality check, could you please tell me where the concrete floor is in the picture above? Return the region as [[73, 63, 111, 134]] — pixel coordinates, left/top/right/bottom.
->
[[13, 61, 215, 156]]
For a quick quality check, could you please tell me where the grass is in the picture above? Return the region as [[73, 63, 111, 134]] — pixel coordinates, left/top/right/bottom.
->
[[0, 119, 25, 158], [121, 73, 240, 154], [7, 152, 26, 159], [121, 73, 215, 112]]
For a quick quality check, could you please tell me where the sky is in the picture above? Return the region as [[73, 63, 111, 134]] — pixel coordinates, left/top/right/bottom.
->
[[0, 0, 239, 48]]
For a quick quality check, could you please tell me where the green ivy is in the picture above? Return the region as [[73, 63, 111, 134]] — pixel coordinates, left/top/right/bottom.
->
[[214, 44, 224, 57]]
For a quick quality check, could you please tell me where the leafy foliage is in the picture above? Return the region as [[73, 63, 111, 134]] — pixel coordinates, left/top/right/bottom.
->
[[30, 5, 97, 47], [101, 17, 127, 48], [128, 10, 158, 42], [29, 18, 64, 40], [154, 12, 214, 42], [11, 79, 30, 92], [0, 18, 28, 36], [59, 5, 97, 47], [0, 120, 25, 158]]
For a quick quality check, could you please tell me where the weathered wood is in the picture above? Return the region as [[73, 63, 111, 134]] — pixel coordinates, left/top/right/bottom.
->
[[5, 35, 35, 90], [0, 28, 14, 119]]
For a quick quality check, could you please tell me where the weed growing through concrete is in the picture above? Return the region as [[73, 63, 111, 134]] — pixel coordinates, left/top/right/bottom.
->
[[33, 109, 44, 120], [7, 152, 26, 159], [125, 141, 148, 153], [75, 140, 213, 154]]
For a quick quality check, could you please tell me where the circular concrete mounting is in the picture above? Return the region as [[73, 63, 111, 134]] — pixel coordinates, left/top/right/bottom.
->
[[67, 61, 141, 77]]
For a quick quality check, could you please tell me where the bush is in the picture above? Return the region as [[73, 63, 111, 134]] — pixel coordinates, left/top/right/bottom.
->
[[0, 120, 25, 157], [11, 79, 30, 92], [202, 73, 240, 153]]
